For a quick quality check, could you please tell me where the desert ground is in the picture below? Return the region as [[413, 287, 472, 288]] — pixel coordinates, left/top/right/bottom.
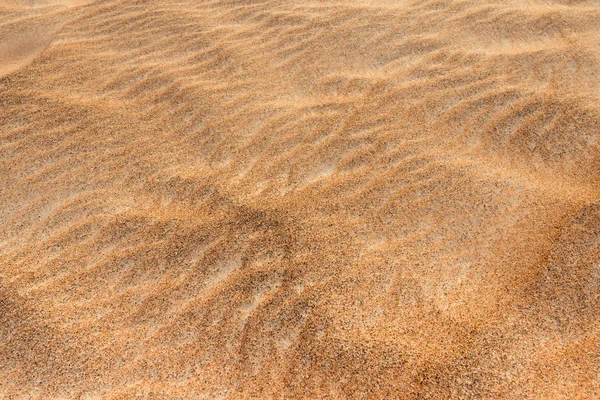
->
[[1, 0, 600, 398]]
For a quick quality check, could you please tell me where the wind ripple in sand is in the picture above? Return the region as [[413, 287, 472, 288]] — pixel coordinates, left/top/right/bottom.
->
[[1, 0, 600, 398]]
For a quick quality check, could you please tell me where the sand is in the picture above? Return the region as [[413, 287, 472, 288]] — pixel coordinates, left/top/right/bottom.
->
[[1, 0, 600, 398]]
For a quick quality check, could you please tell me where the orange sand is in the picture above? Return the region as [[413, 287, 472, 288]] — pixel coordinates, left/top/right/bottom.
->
[[1, 0, 600, 398]]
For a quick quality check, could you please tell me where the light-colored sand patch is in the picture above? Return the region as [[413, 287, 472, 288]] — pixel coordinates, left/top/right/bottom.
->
[[0, 27, 53, 78], [0, 0, 93, 8]]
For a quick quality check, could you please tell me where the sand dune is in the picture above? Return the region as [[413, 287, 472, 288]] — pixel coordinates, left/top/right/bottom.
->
[[1, 0, 600, 398]]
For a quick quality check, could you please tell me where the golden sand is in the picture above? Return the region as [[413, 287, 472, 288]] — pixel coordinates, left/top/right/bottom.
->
[[1, 0, 600, 398]]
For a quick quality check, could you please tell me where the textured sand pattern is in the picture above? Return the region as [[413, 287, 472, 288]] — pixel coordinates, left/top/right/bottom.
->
[[1, 0, 600, 398]]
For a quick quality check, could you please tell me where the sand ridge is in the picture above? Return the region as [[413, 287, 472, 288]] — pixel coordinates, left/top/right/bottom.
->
[[1, 0, 600, 398]]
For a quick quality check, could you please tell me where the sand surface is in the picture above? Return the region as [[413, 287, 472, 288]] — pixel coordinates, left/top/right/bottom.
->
[[1, 0, 600, 398]]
